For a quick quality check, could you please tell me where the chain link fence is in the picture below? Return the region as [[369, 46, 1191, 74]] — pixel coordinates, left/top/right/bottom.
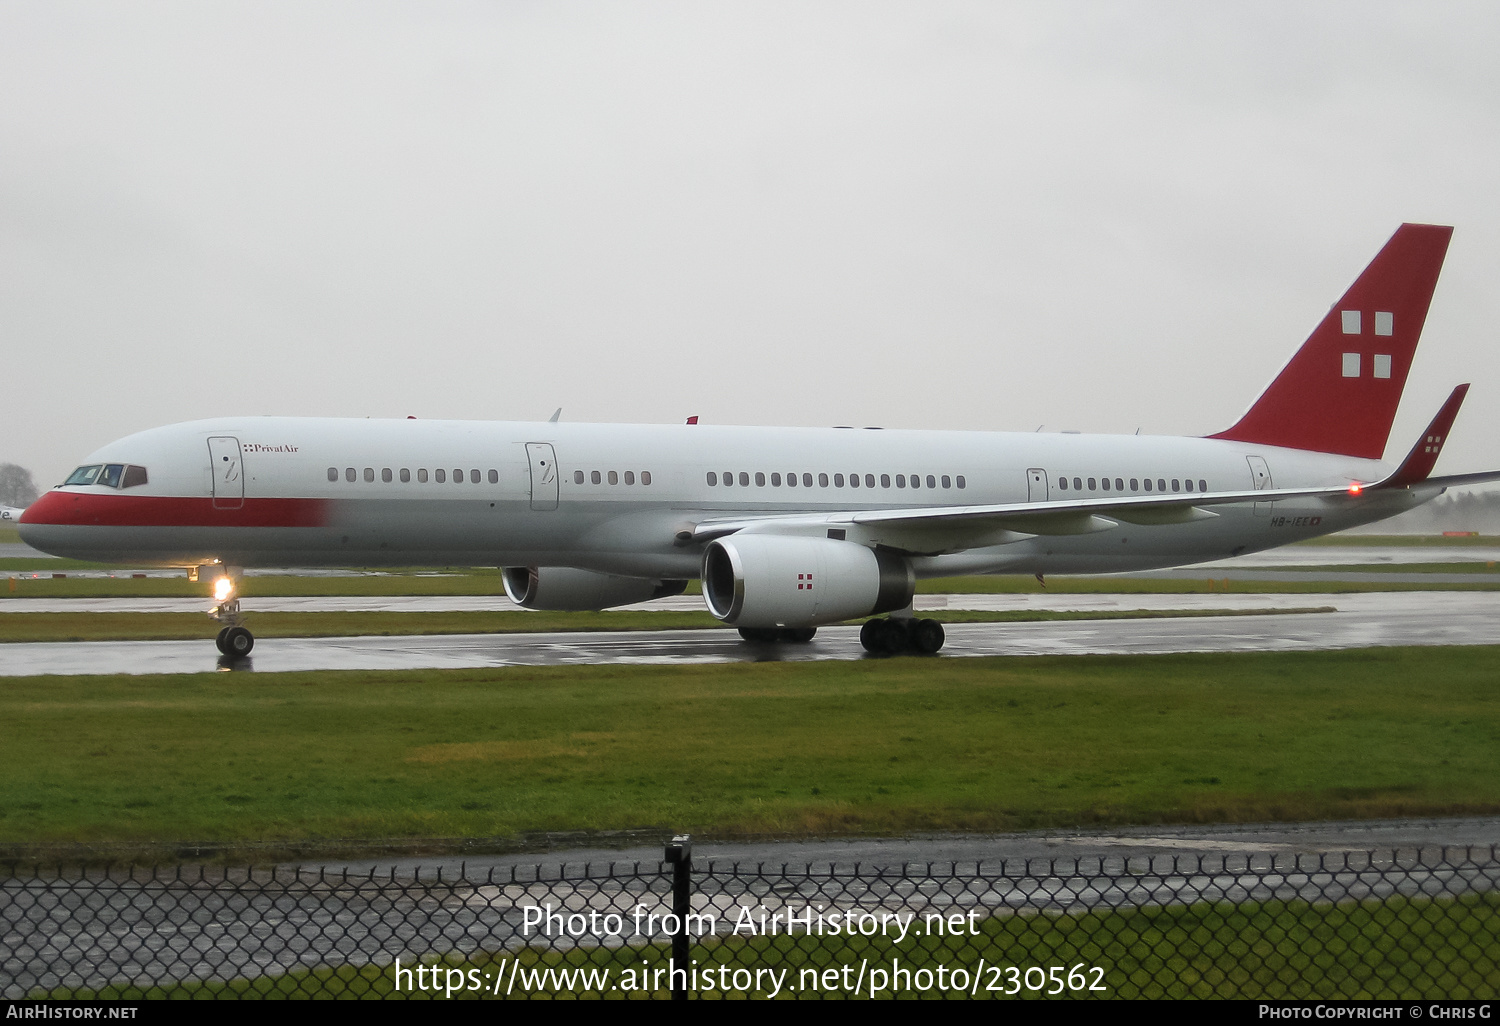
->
[[3, 843, 1497, 999]]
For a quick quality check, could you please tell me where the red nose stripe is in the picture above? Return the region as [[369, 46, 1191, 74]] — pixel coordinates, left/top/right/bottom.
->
[[20, 492, 329, 528]]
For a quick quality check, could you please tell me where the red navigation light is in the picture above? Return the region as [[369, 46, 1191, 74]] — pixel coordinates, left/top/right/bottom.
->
[[1348, 484, 1364, 495]]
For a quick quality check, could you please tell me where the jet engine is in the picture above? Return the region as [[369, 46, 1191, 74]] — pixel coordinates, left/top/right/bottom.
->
[[701, 534, 914, 627], [502, 567, 688, 611]]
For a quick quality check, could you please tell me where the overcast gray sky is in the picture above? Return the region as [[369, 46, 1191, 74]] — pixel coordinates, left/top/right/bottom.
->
[[4, 1, 1499, 484]]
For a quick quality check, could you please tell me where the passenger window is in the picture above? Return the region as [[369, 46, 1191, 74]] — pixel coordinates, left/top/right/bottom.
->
[[755, 472, 765, 487], [382, 468, 392, 483], [1129, 478, 1137, 490], [435, 469, 446, 483], [805, 473, 815, 487], [1072, 477, 1081, 490], [739, 472, 749, 486], [364, 468, 375, 483], [865, 474, 876, 488], [1059, 477, 1068, 490], [401, 469, 411, 483], [1144, 478, 1152, 491], [896, 475, 905, 488], [956, 475, 965, 489], [1171, 479, 1180, 492], [624, 471, 635, 485], [782, 473, 793, 487], [1157, 479, 1166, 492], [591, 471, 601, 484], [641, 472, 651, 485], [1199, 479, 1207, 492], [818, 473, 828, 487], [1115, 478, 1123, 491], [453, 469, 463, 483], [608, 471, 618, 485], [327, 468, 338, 482], [879, 474, 889, 488], [1087, 478, 1096, 490], [849, 474, 860, 488], [835, 474, 845, 487], [707, 472, 717, 486], [926, 475, 936, 489], [575, 471, 585, 484], [771, 473, 781, 486], [489, 470, 499, 484], [470, 470, 480, 484], [941, 475, 951, 489], [418, 469, 428, 483], [1183, 478, 1192, 492], [1100, 477, 1110, 491]]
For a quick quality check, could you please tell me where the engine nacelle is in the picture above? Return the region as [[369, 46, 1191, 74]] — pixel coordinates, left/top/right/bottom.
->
[[502, 567, 688, 611], [702, 535, 914, 627]]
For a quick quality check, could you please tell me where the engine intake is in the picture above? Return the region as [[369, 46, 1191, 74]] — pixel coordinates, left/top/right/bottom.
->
[[702, 535, 914, 627], [502, 567, 687, 611]]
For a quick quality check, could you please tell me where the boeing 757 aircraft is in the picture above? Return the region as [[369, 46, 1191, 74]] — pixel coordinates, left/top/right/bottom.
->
[[19, 224, 1499, 658]]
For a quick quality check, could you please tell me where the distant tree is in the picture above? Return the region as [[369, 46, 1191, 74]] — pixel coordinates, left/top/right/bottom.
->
[[0, 463, 39, 507]]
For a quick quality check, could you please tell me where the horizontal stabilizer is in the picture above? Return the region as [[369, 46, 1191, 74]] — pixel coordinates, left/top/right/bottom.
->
[[1379, 384, 1469, 488]]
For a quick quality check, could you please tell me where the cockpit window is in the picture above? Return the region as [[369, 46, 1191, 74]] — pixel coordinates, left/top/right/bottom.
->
[[64, 465, 102, 486], [63, 463, 148, 488]]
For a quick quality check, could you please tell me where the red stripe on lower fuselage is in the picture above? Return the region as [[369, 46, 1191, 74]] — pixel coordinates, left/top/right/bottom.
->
[[21, 491, 330, 528]]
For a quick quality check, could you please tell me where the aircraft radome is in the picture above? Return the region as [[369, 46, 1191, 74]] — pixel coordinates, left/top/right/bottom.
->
[[20, 224, 1500, 659]]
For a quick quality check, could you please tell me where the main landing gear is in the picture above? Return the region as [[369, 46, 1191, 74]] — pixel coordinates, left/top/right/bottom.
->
[[204, 567, 254, 658], [738, 627, 818, 643], [860, 617, 945, 655]]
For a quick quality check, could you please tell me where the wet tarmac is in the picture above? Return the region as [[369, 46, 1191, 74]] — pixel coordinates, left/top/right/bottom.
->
[[1, 591, 1495, 676], [316, 815, 1500, 877]]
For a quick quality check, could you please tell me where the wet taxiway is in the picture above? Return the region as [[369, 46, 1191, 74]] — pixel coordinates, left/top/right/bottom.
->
[[1, 591, 1496, 675]]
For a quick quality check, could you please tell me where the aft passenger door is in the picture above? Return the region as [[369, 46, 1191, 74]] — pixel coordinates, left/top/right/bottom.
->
[[1246, 455, 1273, 516], [207, 436, 245, 510], [526, 442, 559, 511]]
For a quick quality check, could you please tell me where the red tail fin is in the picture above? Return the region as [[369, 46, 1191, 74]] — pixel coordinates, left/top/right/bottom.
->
[[1210, 223, 1452, 459]]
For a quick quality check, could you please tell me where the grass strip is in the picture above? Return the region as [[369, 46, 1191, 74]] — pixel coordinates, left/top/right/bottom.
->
[[2, 646, 1498, 853], [51, 892, 1500, 999], [0, 606, 1334, 643]]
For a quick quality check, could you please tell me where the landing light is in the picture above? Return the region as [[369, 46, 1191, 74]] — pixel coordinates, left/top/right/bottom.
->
[[213, 577, 236, 602]]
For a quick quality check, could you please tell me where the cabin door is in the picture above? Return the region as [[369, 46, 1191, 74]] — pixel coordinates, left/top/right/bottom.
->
[[1027, 468, 1049, 502], [1246, 455, 1273, 516], [207, 436, 244, 510], [526, 443, 559, 511]]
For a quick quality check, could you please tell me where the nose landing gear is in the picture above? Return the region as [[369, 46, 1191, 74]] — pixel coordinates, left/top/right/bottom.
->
[[207, 568, 254, 658], [860, 617, 945, 655]]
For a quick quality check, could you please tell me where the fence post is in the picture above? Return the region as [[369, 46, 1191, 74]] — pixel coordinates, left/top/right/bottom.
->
[[665, 833, 692, 1001]]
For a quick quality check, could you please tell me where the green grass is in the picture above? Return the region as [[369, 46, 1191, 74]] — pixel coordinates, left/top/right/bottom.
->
[[0, 606, 1333, 643], [2, 647, 1498, 857], [55, 892, 1500, 999]]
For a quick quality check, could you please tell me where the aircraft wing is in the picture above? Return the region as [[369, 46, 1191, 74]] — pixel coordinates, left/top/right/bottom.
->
[[690, 482, 1360, 552]]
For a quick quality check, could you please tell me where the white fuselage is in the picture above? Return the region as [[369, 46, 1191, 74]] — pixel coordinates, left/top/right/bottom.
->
[[18, 416, 1427, 578]]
